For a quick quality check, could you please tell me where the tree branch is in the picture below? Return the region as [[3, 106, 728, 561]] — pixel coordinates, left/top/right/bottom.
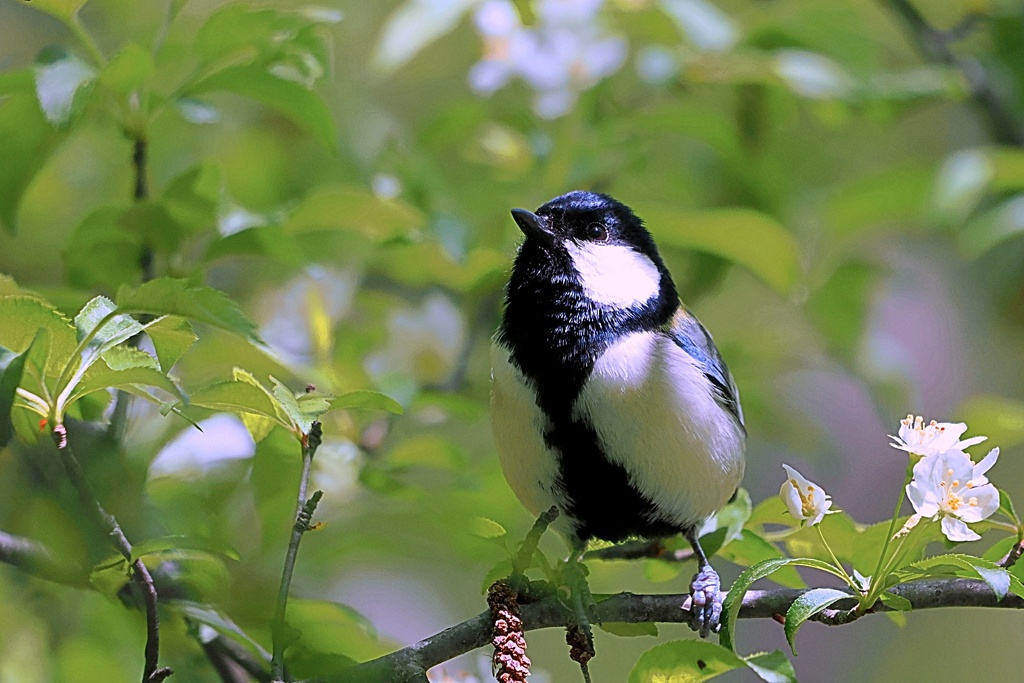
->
[[315, 577, 1024, 682], [882, 0, 1024, 146], [51, 425, 170, 683], [0, 529, 89, 587], [271, 422, 325, 682]]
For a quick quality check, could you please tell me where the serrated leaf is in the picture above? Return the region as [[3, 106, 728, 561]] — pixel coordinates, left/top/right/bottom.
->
[[720, 557, 848, 652], [899, 554, 1012, 600], [99, 43, 154, 95], [642, 205, 801, 294], [33, 47, 96, 127], [188, 379, 286, 424], [744, 650, 798, 683], [144, 317, 197, 371], [628, 639, 745, 683], [0, 295, 77, 377], [115, 278, 262, 343], [600, 621, 658, 637], [75, 295, 143, 353], [71, 362, 182, 403], [330, 390, 403, 414], [188, 66, 335, 148], [784, 588, 850, 654]]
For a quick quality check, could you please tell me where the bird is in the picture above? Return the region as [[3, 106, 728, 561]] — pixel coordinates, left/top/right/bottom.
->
[[490, 190, 746, 638]]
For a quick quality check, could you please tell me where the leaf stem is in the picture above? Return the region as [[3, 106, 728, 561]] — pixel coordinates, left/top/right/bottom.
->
[[50, 425, 168, 682], [814, 525, 856, 590], [69, 14, 107, 67], [869, 468, 913, 599], [270, 422, 324, 682]]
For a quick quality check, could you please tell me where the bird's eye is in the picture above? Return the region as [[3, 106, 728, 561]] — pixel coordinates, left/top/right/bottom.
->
[[582, 223, 609, 241]]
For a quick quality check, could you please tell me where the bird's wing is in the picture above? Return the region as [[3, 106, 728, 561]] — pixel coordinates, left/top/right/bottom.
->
[[662, 306, 745, 433]]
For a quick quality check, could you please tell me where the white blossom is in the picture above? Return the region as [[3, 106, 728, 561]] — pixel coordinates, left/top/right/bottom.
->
[[779, 464, 833, 526], [889, 414, 987, 459], [906, 448, 1001, 542]]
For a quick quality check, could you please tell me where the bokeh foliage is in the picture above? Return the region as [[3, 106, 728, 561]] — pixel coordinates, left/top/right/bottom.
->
[[3, 0, 1024, 681]]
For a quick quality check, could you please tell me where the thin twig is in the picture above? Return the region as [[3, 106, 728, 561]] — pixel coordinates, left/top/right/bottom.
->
[[883, 0, 1024, 146], [271, 422, 325, 682], [0, 529, 88, 587], [585, 538, 695, 563], [50, 425, 169, 683], [1000, 540, 1024, 569]]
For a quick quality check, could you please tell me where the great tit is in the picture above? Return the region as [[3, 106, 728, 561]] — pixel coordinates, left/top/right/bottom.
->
[[491, 190, 746, 636]]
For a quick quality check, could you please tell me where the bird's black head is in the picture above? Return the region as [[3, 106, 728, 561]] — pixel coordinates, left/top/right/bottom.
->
[[511, 191, 664, 267]]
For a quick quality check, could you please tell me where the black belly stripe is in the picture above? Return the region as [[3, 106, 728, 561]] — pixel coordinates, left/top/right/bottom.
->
[[543, 410, 685, 544]]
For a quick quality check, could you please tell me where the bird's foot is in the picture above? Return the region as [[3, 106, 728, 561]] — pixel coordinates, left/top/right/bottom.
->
[[687, 563, 722, 638]]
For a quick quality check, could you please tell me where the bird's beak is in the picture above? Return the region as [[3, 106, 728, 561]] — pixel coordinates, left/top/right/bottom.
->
[[510, 208, 554, 245]]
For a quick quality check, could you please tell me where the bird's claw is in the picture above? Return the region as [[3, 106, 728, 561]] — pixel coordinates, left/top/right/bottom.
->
[[687, 564, 722, 638]]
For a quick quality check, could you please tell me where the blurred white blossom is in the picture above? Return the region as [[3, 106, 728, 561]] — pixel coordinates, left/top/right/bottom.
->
[[906, 447, 1001, 542], [889, 415, 987, 459], [468, 0, 627, 118], [365, 293, 466, 399], [779, 464, 833, 526]]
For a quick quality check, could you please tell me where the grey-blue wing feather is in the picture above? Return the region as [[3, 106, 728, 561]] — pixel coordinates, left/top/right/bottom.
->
[[664, 307, 745, 433]]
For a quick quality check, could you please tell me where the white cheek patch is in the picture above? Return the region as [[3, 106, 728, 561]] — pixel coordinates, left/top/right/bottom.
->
[[564, 241, 661, 309]]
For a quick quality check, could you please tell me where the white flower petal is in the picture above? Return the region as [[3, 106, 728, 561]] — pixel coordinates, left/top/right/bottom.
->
[[941, 516, 980, 542], [906, 481, 939, 518], [972, 447, 1000, 482], [957, 483, 1000, 523], [780, 480, 805, 521]]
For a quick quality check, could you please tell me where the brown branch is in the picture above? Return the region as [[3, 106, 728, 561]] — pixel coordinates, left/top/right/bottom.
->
[[883, 0, 1024, 146], [51, 425, 170, 683], [314, 578, 1024, 683], [271, 422, 324, 682]]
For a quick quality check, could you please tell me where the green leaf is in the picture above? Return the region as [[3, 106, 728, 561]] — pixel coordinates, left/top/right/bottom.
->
[[284, 186, 425, 241], [642, 205, 801, 294], [784, 587, 850, 654], [0, 274, 19, 296], [388, 434, 464, 470], [33, 47, 96, 128], [188, 379, 286, 424], [983, 536, 1018, 564], [0, 295, 77, 377], [643, 558, 683, 584], [130, 535, 240, 563], [194, 5, 286, 64], [599, 621, 658, 637], [330, 390, 404, 414], [372, 0, 478, 74], [188, 66, 335, 148], [20, 0, 88, 24], [63, 207, 143, 290], [99, 43, 154, 95], [718, 530, 806, 589], [878, 591, 912, 612], [744, 650, 798, 683], [89, 557, 131, 600], [115, 278, 262, 343], [897, 554, 1012, 600], [720, 557, 848, 652], [162, 163, 221, 233], [144, 317, 197, 372], [469, 517, 507, 539], [999, 488, 1020, 526], [747, 496, 794, 529], [284, 599, 387, 663], [74, 295, 143, 356], [170, 601, 270, 660], [205, 226, 305, 266], [480, 559, 514, 594], [0, 71, 64, 232], [629, 639, 745, 683], [71, 362, 182, 404], [957, 394, 1024, 450], [0, 331, 45, 445], [270, 377, 327, 434]]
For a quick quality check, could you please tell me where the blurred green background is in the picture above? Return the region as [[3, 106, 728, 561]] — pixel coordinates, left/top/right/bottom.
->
[[3, 0, 1024, 681]]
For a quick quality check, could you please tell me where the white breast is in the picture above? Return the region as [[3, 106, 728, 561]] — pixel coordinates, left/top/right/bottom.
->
[[564, 241, 662, 309], [572, 331, 745, 528], [490, 343, 573, 537]]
